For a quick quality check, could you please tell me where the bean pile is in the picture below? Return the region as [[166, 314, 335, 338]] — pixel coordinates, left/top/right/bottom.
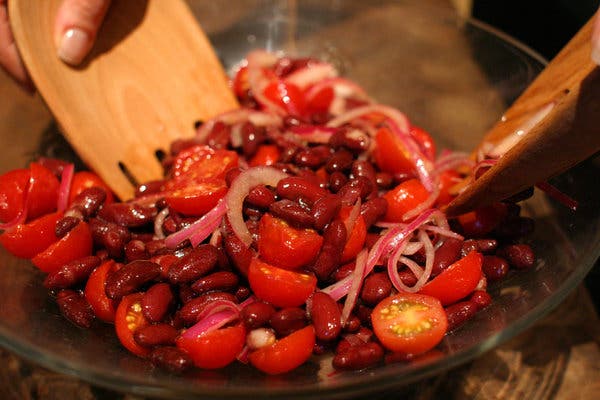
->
[[0, 51, 537, 375]]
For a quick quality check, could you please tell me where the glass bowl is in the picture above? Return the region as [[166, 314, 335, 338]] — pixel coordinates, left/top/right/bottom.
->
[[0, 1, 598, 399]]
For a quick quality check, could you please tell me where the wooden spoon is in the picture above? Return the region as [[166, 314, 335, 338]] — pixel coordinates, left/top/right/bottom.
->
[[445, 15, 600, 216], [9, 0, 238, 200]]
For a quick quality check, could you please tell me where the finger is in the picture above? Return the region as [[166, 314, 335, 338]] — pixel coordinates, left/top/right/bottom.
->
[[592, 11, 600, 65], [0, 0, 34, 92], [54, 0, 111, 65]]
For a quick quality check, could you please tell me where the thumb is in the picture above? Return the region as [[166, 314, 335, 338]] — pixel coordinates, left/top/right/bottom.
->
[[54, 0, 111, 66]]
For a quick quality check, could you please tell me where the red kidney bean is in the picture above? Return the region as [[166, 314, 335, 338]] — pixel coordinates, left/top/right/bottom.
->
[[268, 199, 315, 229], [105, 260, 161, 300], [333, 342, 384, 370], [269, 307, 308, 337], [355, 304, 373, 327], [44, 256, 101, 290], [375, 172, 394, 189], [98, 202, 157, 228], [498, 244, 535, 269], [241, 122, 266, 157], [276, 176, 328, 205], [309, 292, 342, 341], [460, 239, 478, 258], [329, 127, 370, 154], [325, 149, 354, 173], [431, 238, 464, 276], [70, 187, 107, 218], [142, 283, 174, 322], [337, 177, 374, 206], [55, 290, 95, 328], [177, 284, 196, 304], [351, 160, 377, 185], [470, 290, 492, 310], [134, 324, 178, 347], [167, 244, 219, 284], [145, 239, 169, 256], [177, 292, 237, 326], [124, 239, 148, 262], [89, 218, 132, 259], [397, 268, 418, 287], [149, 346, 194, 374], [311, 219, 346, 280], [191, 271, 239, 294], [293, 145, 331, 169], [328, 171, 348, 193], [332, 261, 356, 282], [445, 300, 479, 331], [360, 272, 392, 306], [311, 195, 342, 231], [134, 180, 165, 197], [343, 314, 361, 333], [223, 228, 254, 276], [482, 255, 509, 281], [225, 167, 243, 187], [205, 121, 231, 150], [246, 184, 276, 209], [241, 301, 276, 329], [360, 197, 388, 229], [55, 214, 82, 237]]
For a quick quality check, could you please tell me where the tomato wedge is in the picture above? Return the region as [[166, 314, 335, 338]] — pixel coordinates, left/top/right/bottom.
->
[[383, 179, 430, 222], [249, 325, 315, 375], [85, 260, 120, 323], [176, 324, 246, 369], [115, 293, 150, 357], [248, 258, 317, 308], [169, 145, 239, 183], [69, 171, 115, 204], [164, 178, 227, 216], [338, 206, 367, 263], [373, 127, 415, 177], [372, 293, 447, 355], [0, 211, 61, 259], [27, 162, 60, 220], [419, 251, 483, 305], [263, 80, 305, 116], [0, 168, 30, 223], [249, 144, 280, 167], [31, 221, 93, 273], [257, 213, 323, 270]]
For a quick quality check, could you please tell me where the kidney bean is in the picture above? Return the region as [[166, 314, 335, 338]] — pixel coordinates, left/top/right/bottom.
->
[[355, 305, 373, 327], [205, 121, 231, 150], [498, 244, 535, 269], [55, 290, 95, 328], [332, 261, 356, 282], [329, 127, 370, 154], [223, 228, 254, 276], [482, 255, 509, 281], [293, 145, 331, 169], [337, 177, 374, 206], [178, 284, 196, 304], [360, 197, 388, 229], [460, 239, 478, 258], [325, 149, 354, 173], [375, 172, 394, 189], [445, 300, 479, 331], [105, 260, 161, 300], [124, 240, 148, 262], [134, 324, 178, 347], [333, 342, 384, 370], [360, 272, 392, 306], [475, 238, 498, 253], [241, 301, 276, 329], [177, 292, 237, 326], [343, 314, 361, 333], [431, 238, 464, 276], [309, 292, 342, 341], [269, 307, 307, 337], [268, 199, 314, 229], [169, 137, 199, 156], [89, 218, 131, 259], [55, 215, 82, 237], [191, 271, 239, 294], [149, 346, 194, 374], [470, 290, 492, 310], [241, 122, 266, 158], [146, 239, 169, 256], [246, 184, 276, 209], [311, 219, 346, 280], [44, 256, 101, 290], [276, 176, 328, 205], [70, 187, 107, 218], [351, 160, 377, 185], [142, 283, 174, 322], [397, 269, 418, 287], [493, 216, 535, 238], [134, 180, 165, 197], [311, 195, 342, 231], [167, 244, 219, 284], [328, 171, 348, 193], [98, 202, 157, 228]]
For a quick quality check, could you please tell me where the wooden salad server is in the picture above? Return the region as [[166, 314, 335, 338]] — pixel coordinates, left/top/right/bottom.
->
[[9, 0, 239, 200], [445, 15, 600, 216]]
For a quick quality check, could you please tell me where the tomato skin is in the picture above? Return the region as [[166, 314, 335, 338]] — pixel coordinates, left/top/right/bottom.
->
[[457, 203, 507, 237], [248, 258, 317, 308], [263, 80, 305, 116], [0, 211, 62, 259], [257, 213, 323, 270], [338, 206, 367, 263], [249, 325, 315, 375], [169, 145, 239, 183], [383, 179, 430, 222], [164, 178, 227, 216], [176, 324, 246, 369], [409, 126, 436, 161], [419, 251, 483, 305], [0, 168, 30, 223], [31, 221, 93, 273], [306, 86, 334, 114], [232, 64, 249, 98], [249, 145, 280, 167], [27, 162, 60, 220], [436, 170, 461, 207], [373, 127, 415, 177], [372, 293, 448, 355], [69, 171, 115, 204], [115, 293, 151, 357], [85, 260, 120, 323]]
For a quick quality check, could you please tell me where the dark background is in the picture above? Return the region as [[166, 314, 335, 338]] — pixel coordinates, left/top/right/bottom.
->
[[473, 0, 600, 307]]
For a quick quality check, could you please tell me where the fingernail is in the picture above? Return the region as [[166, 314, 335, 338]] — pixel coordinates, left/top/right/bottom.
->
[[57, 28, 91, 66]]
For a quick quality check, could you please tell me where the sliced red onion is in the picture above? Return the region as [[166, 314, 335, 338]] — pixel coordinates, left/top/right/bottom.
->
[[196, 109, 282, 144], [422, 225, 464, 240], [387, 230, 434, 293], [343, 199, 361, 240], [473, 158, 498, 178], [326, 104, 409, 132], [288, 125, 337, 144], [340, 249, 368, 327], [305, 77, 370, 105], [56, 163, 74, 212], [434, 151, 475, 173], [226, 166, 288, 247], [246, 50, 286, 114], [284, 62, 338, 89], [402, 176, 441, 221], [164, 198, 227, 248], [153, 207, 170, 239], [535, 181, 579, 211], [209, 227, 222, 247], [180, 300, 241, 340]]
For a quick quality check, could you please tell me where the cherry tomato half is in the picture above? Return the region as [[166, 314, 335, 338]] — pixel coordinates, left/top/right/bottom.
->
[[419, 250, 483, 305], [0, 168, 29, 223], [176, 324, 246, 369], [69, 171, 115, 204], [383, 178, 430, 222], [373, 127, 415, 177], [27, 162, 60, 220], [169, 145, 239, 183], [263, 80, 305, 116], [115, 293, 150, 357], [257, 213, 323, 270], [248, 258, 317, 308], [164, 178, 227, 216], [372, 293, 447, 355], [338, 206, 367, 263], [248, 325, 315, 375], [85, 260, 120, 323], [409, 125, 436, 161], [0, 211, 62, 259], [31, 221, 93, 273], [249, 144, 280, 167]]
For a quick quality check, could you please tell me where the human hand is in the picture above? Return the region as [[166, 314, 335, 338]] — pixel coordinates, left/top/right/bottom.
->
[[0, 0, 111, 92], [591, 11, 600, 65]]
